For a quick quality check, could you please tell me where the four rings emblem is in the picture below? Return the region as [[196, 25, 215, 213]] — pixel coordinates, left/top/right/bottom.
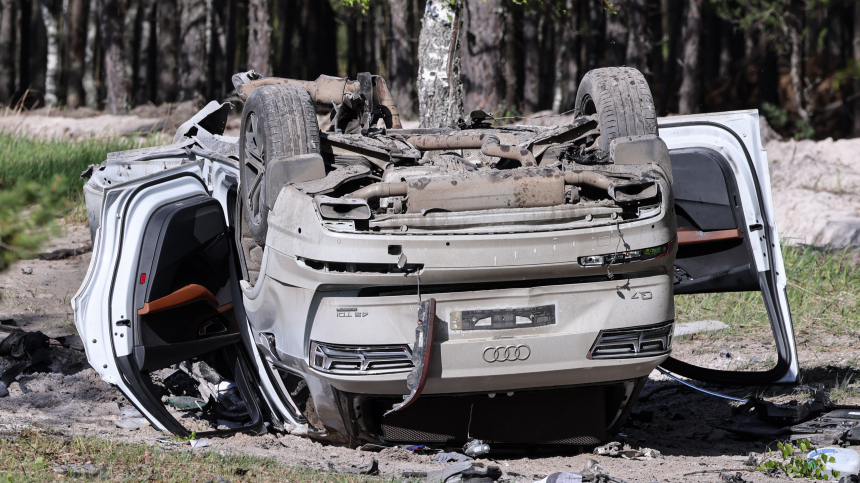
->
[[482, 344, 531, 363]]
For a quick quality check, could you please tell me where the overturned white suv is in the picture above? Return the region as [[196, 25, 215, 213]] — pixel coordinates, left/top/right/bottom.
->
[[73, 67, 798, 446]]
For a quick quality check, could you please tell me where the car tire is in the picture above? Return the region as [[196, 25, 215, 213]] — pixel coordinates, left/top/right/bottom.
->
[[574, 67, 658, 152], [239, 84, 320, 281]]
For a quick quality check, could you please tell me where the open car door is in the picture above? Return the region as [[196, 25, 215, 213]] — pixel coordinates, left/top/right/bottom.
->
[[72, 161, 272, 436], [658, 111, 799, 385]]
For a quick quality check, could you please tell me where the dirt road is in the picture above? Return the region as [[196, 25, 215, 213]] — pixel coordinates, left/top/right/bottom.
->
[[0, 222, 857, 482]]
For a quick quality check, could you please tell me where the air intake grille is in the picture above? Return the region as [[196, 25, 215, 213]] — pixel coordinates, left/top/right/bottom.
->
[[588, 321, 673, 359], [310, 342, 413, 375], [369, 384, 624, 445]]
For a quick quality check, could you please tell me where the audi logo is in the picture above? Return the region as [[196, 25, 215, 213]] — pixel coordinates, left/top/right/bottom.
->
[[482, 344, 531, 363]]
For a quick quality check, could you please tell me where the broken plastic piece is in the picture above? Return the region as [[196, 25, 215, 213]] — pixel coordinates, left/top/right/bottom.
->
[[384, 298, 436, 416]]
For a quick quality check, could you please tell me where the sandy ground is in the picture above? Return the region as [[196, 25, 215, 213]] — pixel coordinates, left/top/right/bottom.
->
[[2, 109, 860, 480], [0, 221, 856, 482]]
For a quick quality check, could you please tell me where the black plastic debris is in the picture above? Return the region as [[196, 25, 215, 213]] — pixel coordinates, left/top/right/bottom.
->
[[38, 245, 92, 260], [0, 318, 24, 328], [421, 462, 502, 483], [0, 329, 85, 397], [716, 386, 860, 444]]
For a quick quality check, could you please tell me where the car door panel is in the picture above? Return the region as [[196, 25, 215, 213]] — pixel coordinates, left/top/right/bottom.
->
[[657, 112, 798, 385], [73, 163, 267, 436]]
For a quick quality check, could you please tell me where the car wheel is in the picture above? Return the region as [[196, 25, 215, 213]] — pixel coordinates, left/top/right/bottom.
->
[[239, 84, 320, 283], [574, 67, 658, 152]]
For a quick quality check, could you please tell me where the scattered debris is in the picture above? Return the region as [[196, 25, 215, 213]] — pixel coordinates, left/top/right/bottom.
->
[[328, 458, 379, 475], [742, 453, 758, 467], [719, 472, 749, 483], [594, 442, 662, 460], [52, 463, 107, 478], [421, 462, 502, 483], [190, 438, 210, 448], [533, 472, 583, 483], [0, 318, 24, 328], [38, 245, 92, 260], [20, 267, 32, 275], [463, 439, 490, 457], [719, 349, 732, 358], [433, 452, 473, 463]]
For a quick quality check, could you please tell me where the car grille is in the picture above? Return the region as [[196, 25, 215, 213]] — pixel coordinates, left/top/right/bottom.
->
[[310, 342, 413, 375], [587, 321, 674, 359]]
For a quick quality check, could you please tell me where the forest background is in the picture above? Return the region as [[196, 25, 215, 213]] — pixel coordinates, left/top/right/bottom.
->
[[1, 0, 858, 140]]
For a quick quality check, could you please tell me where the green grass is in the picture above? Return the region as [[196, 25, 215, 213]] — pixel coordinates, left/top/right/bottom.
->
[[0, 133, 153, 202], [0, 428, 384, 482], [676, 244, 860, 339], [0, 133, 159, 269]]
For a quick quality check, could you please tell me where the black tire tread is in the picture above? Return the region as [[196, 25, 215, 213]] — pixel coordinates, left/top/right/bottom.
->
[[574, 67, 657, 151], [239, 84, 319, 283]]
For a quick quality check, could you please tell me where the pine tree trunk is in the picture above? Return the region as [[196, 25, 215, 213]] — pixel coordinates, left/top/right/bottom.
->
[[156, 0, 178, 104], [502, 3, 518, 111], [83, 0, 99, 108], [247, 0, 271, 76], [0, 0, 16, 104], [562, 0, 579, 111], [605, 2, 627, 67], [551, 18, 566, 114], [98, 0, 126, 113], [625, 0, 648, 73], [678, 0, 701, 114], [854, 1, 860, 136], [389, 0, 416, 118], [417, 0, 463, 128], [179, 0, 206, 103], [461, 0, 503, 113], [66, 0, 87, 108], [522, 8, 539, 113], [789, 26, 807, 122]]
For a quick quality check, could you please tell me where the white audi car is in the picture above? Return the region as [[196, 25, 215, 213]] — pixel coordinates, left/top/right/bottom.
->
[[73, 67, 797, 446]]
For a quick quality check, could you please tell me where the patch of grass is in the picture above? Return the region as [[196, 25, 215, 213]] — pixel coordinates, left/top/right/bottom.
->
[[0, 428, 383, 482], [0, 133, 152, 202], [0, 133, 158, 269], [675, 244, 860, 339]]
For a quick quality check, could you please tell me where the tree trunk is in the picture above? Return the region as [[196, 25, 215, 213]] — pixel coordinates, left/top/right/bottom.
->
[[562, 0, 579, 112], [789, 26, 808, 123], [551, 17, 566, 114], [156, 0, 178, 104], [605, 2, 627, 67], [854, 1, 860, 136], [389, 0, 416, 118], [502, 2, 518, 111], [417, 0, 463, 128], [97, 0, 126, 113], [247, 0, 271, 76], [678, 0, 701, 114], [625, 0, 648, 73], [522, 8, 539, 113], [460, 0, 503, 113], [66, 0, 87, 108], [178, 0, 206, 103], [39, 2, 58, 107], [83, 0, 98, 108], [0, 0, 16, 104]]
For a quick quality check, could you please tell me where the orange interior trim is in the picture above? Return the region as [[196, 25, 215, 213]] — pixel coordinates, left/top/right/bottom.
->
[[677, 227, 743, 246], [137, 284, 219, 315]]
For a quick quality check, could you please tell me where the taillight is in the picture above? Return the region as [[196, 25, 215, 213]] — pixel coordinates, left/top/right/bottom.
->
[[577, 241, 671, 267]]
